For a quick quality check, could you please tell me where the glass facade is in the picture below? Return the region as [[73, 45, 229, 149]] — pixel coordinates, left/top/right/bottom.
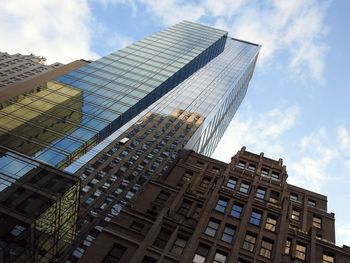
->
[[0, 21, 227, 168], [0, 146, 80, 263]]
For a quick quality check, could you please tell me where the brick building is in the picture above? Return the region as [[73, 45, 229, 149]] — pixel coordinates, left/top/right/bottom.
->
[[0, 52, 62, 89], [80, 147, 350, 263]]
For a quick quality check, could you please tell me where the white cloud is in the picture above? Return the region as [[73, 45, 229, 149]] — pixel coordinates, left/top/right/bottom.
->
[[336, 222, 350, 246], [212, 105, 300, 162], [213, 105, 350, 193], [337, 126, 350, 153], [0, 0, 98, 64], [130, 0, 330, 81], [139, 0, 205, 26], [106, 33, 134, 50], [227, 0, 330, 81]]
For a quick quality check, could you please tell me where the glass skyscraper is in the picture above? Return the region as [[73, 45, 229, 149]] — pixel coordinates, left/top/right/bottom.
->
[[0, 21, 260, 262], [0, 21, 227, 168]]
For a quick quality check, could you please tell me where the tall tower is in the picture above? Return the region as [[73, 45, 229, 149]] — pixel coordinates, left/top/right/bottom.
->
[[61, 22, 259, 262], [0, 21, 260, 262]]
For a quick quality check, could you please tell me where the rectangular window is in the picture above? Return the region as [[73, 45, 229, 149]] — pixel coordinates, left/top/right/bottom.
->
[[313, 216, 322, 229], [269, 191, 279, 204], [193, 243, 210, 263], [205, 218, 220, 237], [243, 233, 256, 252], [221, 224, 235, 243], [308, 199, 316, 207], [196, 161, 204, 168], [323, 252, 335, 263], [261, 168, 269, 177], [271, 172, 280, 181], [182, 171, 193, 183], [226, 177, 237, 189], [290, 193, 299, 202], [248, 164, 256, 172], [285, 239, 291, 255], [265, 215, 277, 231], [215, 197, 228, 213], [256, 187, 266, 200], [178, 199, 192, 215], [142, 256, 157, 263], [239, 182, 250, 194], [231, 203, 243, 219], [213, 251, 228, 263], [295, 243, 307, 261], [249, 210, 262, 226], [291, 209, 301, 221], [103, 243, 126, 263], [200, 177, 211, 189], [153, 228, 172, 249], [130, 221, 144, 232], [171, 236, 187, 256], [236, 160, 246, 169], [259, 239, 273, 259], [154, 191, 170, 206]]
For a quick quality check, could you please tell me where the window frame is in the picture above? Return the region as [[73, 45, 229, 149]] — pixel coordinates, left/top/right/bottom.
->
[[215, 197, 228, 213], [205, 218, 220, 237], [259, 239, 273, 259], [243, 232, 256, 252], [249, 210, 262, 226], [221, 224, 235, 243]]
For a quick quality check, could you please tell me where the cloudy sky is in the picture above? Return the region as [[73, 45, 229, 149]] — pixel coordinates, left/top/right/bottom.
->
[[1, 0, 350, 246]]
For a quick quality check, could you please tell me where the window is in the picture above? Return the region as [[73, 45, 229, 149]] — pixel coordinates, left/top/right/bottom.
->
[[196, 161, 204, 168], [215, 197, 228, 213], [193, 243, 210, 263], [205, 218, 220, 237], [269, 191, 279, 204], [221, 224, 235, 243], [213, 251, 228, 263], [249, 210, 262, 226], [178, 199, 192, 215], [153, 228, 172, 249], [313, 216, 322, 228], [212, 167, 220, 173], [231, 203, 243, 219], [259, 239, 273, 259], [243, 233, 256, 252], [171, 236, 187, 256], [285, 239, 291, 255], [130, 221, 144, 232], [265, 215, 277, 231], [236, 160, 246, 169], [291, 209, 301, 221], [226, 177, 237, 189], [154, 191, 170, 206], [103, 243, 126, 263], [200, 177, 211, 189], [239, 182, 250, 194], [256, 187, 266, 200], [142, 256, 157, 263], [308, 199, 316, 207], [295, 243, 307, 261], [323, 252, 335, 263], [248, 164, 256, 172], [261, 168, 269, 177], [290, 193, 299, 202], [10, 225, 25, 236], [271, 172, 279, 181], [182, 171, 193, 182]]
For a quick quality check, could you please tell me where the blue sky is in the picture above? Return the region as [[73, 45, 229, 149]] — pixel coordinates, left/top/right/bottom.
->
[[1, 0, 350, 246]]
